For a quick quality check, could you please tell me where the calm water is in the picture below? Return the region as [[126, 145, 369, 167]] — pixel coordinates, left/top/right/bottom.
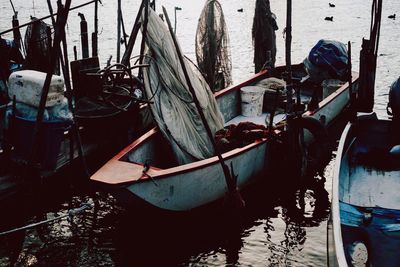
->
[[0, 0, 399, 266]]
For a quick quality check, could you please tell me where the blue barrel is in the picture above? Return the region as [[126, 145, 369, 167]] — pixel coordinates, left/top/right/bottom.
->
[[11, 116, 71, 170]]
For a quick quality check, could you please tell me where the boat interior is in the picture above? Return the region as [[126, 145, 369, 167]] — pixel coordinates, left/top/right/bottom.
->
[[340, 117, 400, 209], [121, 65, 344, 170]]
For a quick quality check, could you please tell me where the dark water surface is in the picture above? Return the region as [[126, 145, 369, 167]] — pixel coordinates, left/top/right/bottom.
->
[[0, 0, 399, 266]]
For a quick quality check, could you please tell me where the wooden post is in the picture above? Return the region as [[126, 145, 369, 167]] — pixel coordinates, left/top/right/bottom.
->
[[347, 41, 355, 122], [29, 0, 72, 166], [120, 12, 129, 50], [138, 0, 149, 79], [162, 6, 244, 208], [285, 0, 293, 115], [47, 0, 90, 177], [121, 0, 146, 66], [78, 13, 89, 58], [117, 0, 122, 63], [92, 0, 98, 57]]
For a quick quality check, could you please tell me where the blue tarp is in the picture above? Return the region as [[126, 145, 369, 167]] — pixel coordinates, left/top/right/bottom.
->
[[340, 202, 400, 266], [304, 39, 348, 83], [340, 201, 400, 232]]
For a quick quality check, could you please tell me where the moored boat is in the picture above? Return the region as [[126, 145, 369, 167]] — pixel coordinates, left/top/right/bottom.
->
[[91, 62, 359, 211], [329, 109, 400, 266], [91, 3, 360, 212], [326, 0, 400, 265], [0, 1, 153, 201]]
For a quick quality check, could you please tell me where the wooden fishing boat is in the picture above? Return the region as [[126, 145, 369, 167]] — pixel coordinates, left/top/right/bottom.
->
[[0, 2, 153, 200], [328, 112, 400, 266], [91, 64, 359, 211]]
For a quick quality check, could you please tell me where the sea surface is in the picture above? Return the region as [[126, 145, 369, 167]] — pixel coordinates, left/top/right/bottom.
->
[[0, 0, 399, 266]]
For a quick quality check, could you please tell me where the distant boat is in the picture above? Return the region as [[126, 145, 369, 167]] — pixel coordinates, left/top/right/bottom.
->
[[237, 8, 243, 12], [325, 16, 334, 21]]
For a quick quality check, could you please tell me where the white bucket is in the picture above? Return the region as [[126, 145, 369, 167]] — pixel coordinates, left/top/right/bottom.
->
[[240, 86, 264, 117]]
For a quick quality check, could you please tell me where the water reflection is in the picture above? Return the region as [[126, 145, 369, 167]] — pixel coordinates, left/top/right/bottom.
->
[[0, 171, 332, 266], [261, 176, 330, 266]]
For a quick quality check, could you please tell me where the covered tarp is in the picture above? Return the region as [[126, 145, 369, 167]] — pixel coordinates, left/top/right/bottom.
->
[[141, 8, 224, 164], [196, 0, 232, 92], [303, 39, 348, 83]]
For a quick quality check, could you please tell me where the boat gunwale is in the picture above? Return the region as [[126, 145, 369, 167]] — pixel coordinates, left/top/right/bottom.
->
[[95, 127, 268, 185], [331, 121, 353, 267]]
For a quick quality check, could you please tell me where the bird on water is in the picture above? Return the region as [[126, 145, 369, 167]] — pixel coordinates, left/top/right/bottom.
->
[[329, 3, 335, 7], [325, 16, 333, 21], [388, 14, 396, 19]]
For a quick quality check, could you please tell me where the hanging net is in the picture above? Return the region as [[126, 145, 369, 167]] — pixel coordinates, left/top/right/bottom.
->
[[252, 0, 278, 73], [195, 0, 232, 92], [24, 18, 59, 74], [142, 8, 224, 165]]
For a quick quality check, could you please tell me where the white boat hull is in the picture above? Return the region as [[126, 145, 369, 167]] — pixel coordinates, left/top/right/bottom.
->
[[127, 142, 268, 211]]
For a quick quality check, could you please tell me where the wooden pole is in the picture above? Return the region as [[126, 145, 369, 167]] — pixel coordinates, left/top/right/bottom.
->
[[120, 12, 129, 50], [347, 41, 355, 122], [92, 0, 98, 57], [285, 0, 293, 115], [284, 0, 301, 177], [162, 6, 244, 208], [121, 0, 146, 66], [29, 0, 72, 166], [138, 0, 149, 79], [78, 13, 89, 58], [117, 0, 122, 63], [47, 0, 89, 177]]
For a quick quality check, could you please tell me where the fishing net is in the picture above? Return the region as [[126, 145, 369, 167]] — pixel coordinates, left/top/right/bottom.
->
[[252, 0, 278, 73], [142, 8, 224, 164], [195, 0, 232, 92], [24, 18, 59, 75]]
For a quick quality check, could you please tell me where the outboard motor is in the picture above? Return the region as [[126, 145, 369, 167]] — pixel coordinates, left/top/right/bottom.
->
[[387, 77, 400, 120]]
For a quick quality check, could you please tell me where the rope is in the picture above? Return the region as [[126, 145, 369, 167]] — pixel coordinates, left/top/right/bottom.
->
[[0, 203, 92, 237]]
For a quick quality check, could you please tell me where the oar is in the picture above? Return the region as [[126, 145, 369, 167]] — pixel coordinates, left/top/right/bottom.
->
[[161, 6, 245, 209]]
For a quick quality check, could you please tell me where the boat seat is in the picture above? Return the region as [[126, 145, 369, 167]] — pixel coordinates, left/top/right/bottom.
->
[[354, 145, 400, 170]]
